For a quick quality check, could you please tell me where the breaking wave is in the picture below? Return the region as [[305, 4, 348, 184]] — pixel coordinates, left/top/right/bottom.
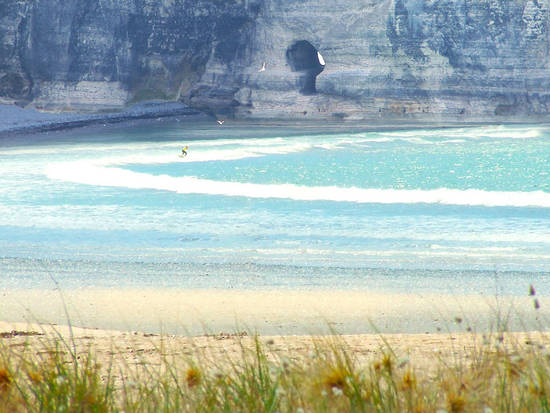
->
[[45, 161, 550, 208]]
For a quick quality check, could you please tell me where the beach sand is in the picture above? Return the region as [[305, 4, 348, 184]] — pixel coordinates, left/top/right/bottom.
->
[[1, 318, 549, 389], [1, 288, 547, 336], [2, 288, 548, 381], [1, 282, 548, 384]]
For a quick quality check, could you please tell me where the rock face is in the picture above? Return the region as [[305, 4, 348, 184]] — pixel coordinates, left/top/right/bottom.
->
[[1, 0, 549, 120], [0, 0, 260, 112]]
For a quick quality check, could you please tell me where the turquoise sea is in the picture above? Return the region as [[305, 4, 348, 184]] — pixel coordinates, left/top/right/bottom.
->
[[1, 122, 549, 296]]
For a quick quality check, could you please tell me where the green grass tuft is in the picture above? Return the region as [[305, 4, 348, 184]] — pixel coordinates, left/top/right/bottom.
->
[[0, 325, 550, 412]]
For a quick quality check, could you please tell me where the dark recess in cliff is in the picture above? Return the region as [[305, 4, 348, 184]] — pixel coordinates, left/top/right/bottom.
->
[[286, 40, 324, 95]]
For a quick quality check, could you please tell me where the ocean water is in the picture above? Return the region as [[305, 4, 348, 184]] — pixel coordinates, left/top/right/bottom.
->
[[1, 122, 549, 296]]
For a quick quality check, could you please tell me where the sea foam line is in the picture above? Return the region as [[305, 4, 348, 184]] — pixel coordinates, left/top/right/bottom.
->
[[45, 163, 550, 208], [382, 125, 544, 140]]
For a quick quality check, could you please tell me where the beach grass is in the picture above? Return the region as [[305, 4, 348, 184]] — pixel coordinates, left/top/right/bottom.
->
[[0, 320, 549, 413], [0, 283, 547, 412]]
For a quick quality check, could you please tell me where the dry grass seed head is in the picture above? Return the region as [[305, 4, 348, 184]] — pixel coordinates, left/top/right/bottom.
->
[[372, 355, 392, 373], [27, 370, 42, 384], [186, 367, 201, 388], [0, 369, 12, 392], [83, 393, 98, 408], [323, 367, 347, 391], [401, 369, 416, 390], [382, 353, 393, 373], [447, 392, 466, 413], [505, 355, 526, 380]]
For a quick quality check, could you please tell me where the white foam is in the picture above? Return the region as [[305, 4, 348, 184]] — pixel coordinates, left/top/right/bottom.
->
[[178, 246, 550, 263], [45, 161, 550, 208], [383, 125, 545, 140], [75, 140, 314, 167], [441, 139, 466, 144], [187, 137, 287, 147], [38, 124, 550, 209]]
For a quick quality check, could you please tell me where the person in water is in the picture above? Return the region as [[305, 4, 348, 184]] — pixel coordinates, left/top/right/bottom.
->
[[181, 146, 188, 156]]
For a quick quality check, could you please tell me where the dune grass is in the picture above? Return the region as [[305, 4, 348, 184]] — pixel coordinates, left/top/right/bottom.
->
[[0, 324, 549, 412], [0, 285, 548, 412]]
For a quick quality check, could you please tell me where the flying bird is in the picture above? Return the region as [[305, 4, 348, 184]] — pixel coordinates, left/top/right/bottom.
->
[[217, 119, 225, 125], [258, 61, 266, 72]]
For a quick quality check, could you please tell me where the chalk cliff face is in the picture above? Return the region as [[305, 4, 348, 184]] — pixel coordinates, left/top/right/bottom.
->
[[0, 0, 260, 112], [1, 0, 549, 120]]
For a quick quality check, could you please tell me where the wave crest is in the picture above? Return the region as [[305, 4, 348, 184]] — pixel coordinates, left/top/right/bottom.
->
[[45, 162, 550, 208]]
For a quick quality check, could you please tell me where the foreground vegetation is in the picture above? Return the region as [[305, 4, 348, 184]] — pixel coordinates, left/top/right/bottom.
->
[[0, 325, 549, 413]]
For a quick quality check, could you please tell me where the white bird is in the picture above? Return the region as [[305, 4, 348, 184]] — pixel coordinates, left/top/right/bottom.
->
[[258, 61, 266, 72], [217, 119, 225, 125]]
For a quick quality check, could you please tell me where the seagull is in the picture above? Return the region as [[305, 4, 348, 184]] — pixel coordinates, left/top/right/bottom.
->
[[217, 119, 225, 125], [258, 61, 266, 72]]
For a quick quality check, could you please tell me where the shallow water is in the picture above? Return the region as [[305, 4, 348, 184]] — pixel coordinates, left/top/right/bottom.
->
[[1, 121, 549, 295]]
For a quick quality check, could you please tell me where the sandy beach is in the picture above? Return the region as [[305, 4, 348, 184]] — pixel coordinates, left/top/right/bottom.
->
[[3, 286, 548, 378], [1, 317, 549, 386], [1, 289, 549, 411], [1, 288, 547, 335]]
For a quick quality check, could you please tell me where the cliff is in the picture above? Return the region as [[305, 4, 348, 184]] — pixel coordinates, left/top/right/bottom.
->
[[1, 0, 549, 121]]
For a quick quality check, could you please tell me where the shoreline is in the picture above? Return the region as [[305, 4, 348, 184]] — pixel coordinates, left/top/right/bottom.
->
[[0, 101, 208, 139], [2, 101, 549, 144]]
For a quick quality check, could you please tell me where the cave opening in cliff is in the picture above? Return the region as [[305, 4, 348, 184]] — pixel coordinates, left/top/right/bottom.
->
[[286, 40, 325, 95]]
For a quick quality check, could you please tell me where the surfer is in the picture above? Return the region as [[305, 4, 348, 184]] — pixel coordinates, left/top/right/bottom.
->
[[181, 146, 188, 157]]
